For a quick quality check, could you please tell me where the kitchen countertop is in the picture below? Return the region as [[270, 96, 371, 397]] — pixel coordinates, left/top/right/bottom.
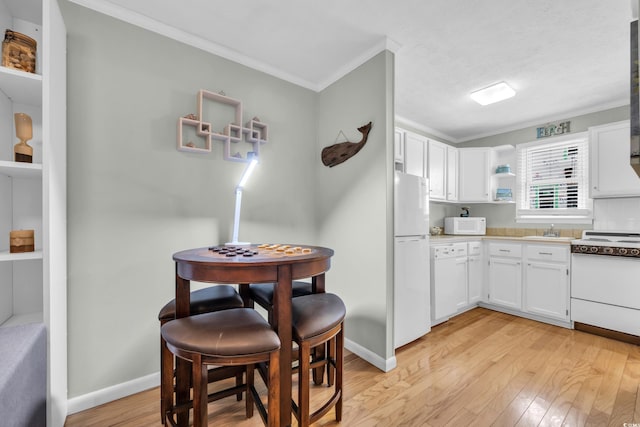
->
[[430, 235, 573, 245]]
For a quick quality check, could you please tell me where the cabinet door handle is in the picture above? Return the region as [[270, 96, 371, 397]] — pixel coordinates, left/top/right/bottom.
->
[[499, 249, 510, 253], [538, 252, 553, 256]]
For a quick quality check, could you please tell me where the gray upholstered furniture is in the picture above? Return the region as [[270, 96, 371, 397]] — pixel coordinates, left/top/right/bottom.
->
[[0, 323, 46, 427]]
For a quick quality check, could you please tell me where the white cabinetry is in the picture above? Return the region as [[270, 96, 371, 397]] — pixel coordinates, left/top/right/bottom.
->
[[490, 145, 516, 203], [405, 131, 427, 178], [446, 145, 458, 201], [487, 242, 522, 310], [523, 245, 569, 321], [590, 120, 640, 198], [467, 241, 483, 304], [458, 148, 490, 202], [428, 139, 447, 200], [429, 139, 458, 202], [394, 128, 428, 178], [0, 1, 67, 425], [453, 255, 468, 311]]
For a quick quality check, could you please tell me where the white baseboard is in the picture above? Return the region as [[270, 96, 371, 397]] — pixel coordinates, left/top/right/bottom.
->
[[68, 339, 397, 414], [344, 338, 396, 372], [67, 372, 160, 415]]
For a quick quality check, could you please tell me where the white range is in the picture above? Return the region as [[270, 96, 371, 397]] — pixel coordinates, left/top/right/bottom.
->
[[570, 230, 640, 338]]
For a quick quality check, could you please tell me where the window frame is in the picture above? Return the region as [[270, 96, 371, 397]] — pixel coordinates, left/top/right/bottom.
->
[[515, 132, 593, 224]]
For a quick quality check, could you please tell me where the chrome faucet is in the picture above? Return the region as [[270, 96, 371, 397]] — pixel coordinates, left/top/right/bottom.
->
[[543, 224, 559, 237]]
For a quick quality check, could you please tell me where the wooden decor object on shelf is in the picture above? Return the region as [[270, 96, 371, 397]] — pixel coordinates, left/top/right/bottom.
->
[[2, 29, 36, 73], [10, 229, 34, 253], [321, 121, 372, 167], [177, 90, 268, 163], [14, 112, 33, 163]]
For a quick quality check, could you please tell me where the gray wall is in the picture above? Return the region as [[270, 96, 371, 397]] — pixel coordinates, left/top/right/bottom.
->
[[61, 2, 395, 399], [316, 51, 395, 361], [62, 3, 319, 397]]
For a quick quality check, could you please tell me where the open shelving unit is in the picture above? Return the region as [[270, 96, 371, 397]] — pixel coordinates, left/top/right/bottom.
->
[[0, 0, 67, 425], [491, 145, 516, 204]]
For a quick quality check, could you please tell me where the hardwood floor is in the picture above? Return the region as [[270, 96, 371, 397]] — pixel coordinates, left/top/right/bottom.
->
[[64, 308, 640, 426]]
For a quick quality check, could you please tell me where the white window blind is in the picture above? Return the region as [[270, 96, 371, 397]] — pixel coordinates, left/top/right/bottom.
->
[[516, 135, 592, 221]]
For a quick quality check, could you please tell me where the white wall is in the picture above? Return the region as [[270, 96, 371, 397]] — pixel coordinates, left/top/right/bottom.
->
[[316, 51, 395, 365]]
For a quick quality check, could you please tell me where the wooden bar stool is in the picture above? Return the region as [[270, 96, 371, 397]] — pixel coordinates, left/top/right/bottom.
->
[[158, 285, 245, 424], [161, 308, 281, 427], [247, 281, 313, 322], [291, 293, 345, 426], [246, 281, 329, 385]]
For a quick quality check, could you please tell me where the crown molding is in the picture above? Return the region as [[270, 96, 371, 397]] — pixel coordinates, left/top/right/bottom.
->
[[67, 0, 318, 90]]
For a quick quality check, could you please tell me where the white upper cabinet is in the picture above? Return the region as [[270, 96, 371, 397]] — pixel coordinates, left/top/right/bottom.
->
[[428, 139, 448, 200], [395, 128, 428, 178], [405, 131, 428, 178], [446, 145, 458, 201], [458, 148, 490, 202], [590, 120, 640, 198]]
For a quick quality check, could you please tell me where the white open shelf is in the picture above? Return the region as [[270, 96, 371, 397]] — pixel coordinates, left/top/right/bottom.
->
[[0, 311, 43, 327], [0, 66, 42, 106], [0, 249, 43, 261], [0, 160, 43, 178]]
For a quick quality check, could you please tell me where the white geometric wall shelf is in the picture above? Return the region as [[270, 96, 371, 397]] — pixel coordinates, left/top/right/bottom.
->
[[177, 89, 268, 163]]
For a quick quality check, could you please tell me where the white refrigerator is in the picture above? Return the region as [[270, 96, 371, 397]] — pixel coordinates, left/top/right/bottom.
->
[[394, 172, 431, 349]]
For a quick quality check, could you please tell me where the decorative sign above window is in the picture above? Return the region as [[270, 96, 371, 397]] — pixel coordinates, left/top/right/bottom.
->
[[536, 121, 571, 139]]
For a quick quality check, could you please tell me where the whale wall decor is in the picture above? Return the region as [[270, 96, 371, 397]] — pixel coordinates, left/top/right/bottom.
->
[[321, 121, 372, 167]]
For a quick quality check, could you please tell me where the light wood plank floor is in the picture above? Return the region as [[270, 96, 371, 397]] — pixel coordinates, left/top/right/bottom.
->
[[65, 308, 640, 426]]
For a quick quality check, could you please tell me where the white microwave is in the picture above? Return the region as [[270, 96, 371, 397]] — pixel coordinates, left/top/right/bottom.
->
[[444, 217, 486, 235]]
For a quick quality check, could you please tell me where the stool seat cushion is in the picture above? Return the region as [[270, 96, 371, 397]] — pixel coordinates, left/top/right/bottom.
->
[[162, 308, 280, 357], [249, 281, 313, 307], [292, 293, 346, 340], [158, 285, 244, 321]]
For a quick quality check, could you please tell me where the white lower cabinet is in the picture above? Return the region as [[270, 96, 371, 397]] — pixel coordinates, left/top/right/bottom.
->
[[523, 245, 570, 321], [453, 256, 468, 311], [431, 239, 571, 327], [467, 241, 483, 304], [488, 256, 522, 310], [485, 240, 570, 325]]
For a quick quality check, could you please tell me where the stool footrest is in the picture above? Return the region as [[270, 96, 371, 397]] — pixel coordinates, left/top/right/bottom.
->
[[166, 383, 247, 423]]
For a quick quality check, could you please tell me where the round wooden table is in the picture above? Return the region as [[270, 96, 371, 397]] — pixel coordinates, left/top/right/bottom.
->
[[172, 244, 334, 427]]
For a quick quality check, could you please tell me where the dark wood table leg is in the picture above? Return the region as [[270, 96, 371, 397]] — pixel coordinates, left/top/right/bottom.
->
[[273, 265, 293, 427], [174, 272, 191, 427], [238, 283, 254, 308], [312, 273, 326, 293]]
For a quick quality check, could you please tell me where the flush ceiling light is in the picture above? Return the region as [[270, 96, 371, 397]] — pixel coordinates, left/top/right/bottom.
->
[[470, 82, 516, 106]]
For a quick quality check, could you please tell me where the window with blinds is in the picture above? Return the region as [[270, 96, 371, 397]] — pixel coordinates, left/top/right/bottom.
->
[[516, 134, 592, 221]]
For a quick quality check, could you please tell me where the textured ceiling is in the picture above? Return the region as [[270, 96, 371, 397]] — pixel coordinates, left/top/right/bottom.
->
[[70, 0, 633, 142]]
